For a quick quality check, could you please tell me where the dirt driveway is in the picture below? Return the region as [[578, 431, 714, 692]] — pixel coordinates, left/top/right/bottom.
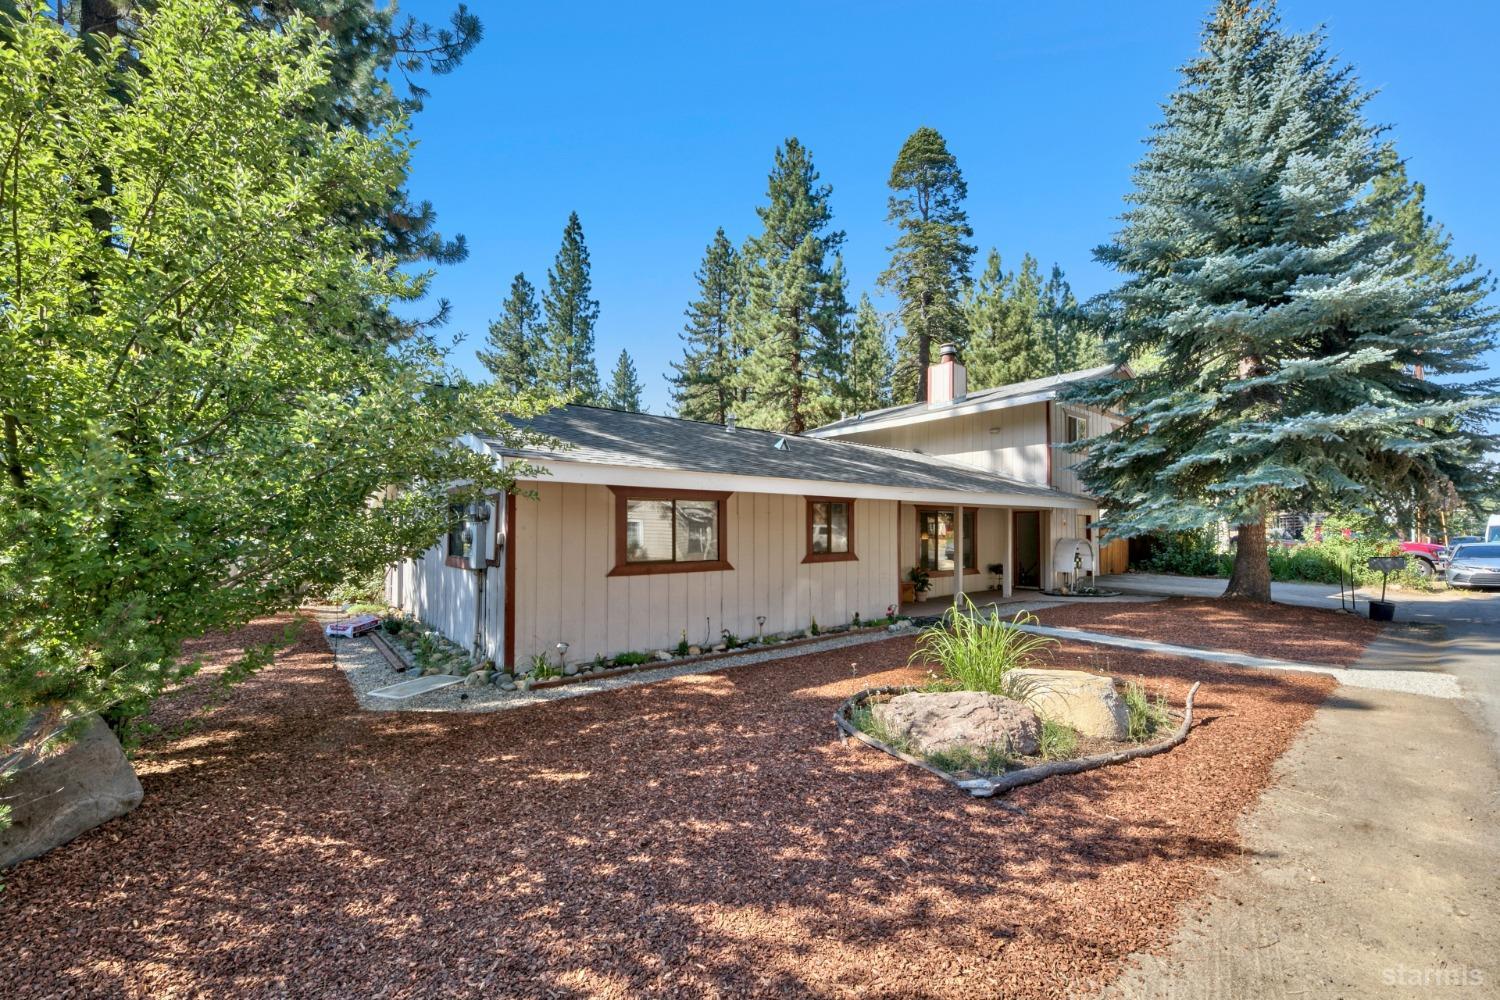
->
[[5, 610, 1341, 999]]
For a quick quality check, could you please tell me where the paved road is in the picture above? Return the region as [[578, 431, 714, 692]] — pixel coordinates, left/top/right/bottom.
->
[[1093, 574, 1500, 999]]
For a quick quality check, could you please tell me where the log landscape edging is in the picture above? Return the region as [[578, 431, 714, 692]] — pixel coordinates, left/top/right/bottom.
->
[[835, 680, 1201, 798]]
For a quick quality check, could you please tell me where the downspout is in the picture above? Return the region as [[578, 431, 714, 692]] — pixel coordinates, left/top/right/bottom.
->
[[473, 561, 485, 660]]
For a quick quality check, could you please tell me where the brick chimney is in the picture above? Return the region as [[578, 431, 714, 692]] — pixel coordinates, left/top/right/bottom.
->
[[926, 342, 967, 407]]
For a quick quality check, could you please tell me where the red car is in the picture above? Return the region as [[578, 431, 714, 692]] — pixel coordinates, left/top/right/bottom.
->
[[1397, 541, 1444, 577], [1325, 525, 1445, 577]]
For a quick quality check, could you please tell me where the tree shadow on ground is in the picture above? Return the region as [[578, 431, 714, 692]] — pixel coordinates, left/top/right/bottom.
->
[[2, 614, 1340, 1000]]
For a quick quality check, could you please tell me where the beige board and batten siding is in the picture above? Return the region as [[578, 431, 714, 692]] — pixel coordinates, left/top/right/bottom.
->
[[1050, 403, 1119, 496], [386, 544, 479, 654], [827, 403, 1051, 482], [509, 481, 899, 668]]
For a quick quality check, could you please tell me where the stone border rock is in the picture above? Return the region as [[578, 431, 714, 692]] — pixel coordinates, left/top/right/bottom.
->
[[834, 681, 1200, 798]]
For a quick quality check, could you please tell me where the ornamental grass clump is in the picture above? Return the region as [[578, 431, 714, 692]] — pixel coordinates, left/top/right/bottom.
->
[[909, 598, 1057, 697], [1123, 681, 1172, 742]]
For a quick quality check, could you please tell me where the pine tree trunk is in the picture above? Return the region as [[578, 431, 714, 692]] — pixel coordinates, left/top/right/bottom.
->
[[1222, 517, 1272, 602]]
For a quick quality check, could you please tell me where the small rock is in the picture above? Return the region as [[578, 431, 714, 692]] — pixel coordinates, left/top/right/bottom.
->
[[711, 643, 727, 653], [654, 650, 673, 662], [464, 671, 492, 687], [500, 681, 517, 691], [688, 646, 702, 656], [563, 664, 579, 676], [516, 679, 532, 691]]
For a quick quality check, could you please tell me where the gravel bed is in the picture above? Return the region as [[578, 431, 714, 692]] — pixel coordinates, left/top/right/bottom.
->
[[1033, 596, 1384, 667], [4, 613, 1334, 999], [332, 627, 906, 712]]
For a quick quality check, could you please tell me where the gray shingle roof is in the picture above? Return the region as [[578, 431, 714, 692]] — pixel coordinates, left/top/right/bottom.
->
[[487, 405, 1083, 502], [807, 363, 1118, 436]]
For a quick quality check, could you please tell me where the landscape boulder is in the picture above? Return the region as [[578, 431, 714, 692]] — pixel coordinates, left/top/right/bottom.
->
[[872, 691, 1040, 756], [1, 715, 143, 869], [1010, 668, 1128, 740]]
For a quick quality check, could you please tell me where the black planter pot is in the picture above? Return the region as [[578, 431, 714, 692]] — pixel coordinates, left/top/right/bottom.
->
[[1368, 599, 1396, 622]]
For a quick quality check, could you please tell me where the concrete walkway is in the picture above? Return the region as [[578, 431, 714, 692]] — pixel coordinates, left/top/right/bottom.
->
[[1014, 622, 1463, 699]]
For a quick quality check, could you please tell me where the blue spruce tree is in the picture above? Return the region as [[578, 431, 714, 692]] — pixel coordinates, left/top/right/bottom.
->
[[1068, 0, 1498, 601]]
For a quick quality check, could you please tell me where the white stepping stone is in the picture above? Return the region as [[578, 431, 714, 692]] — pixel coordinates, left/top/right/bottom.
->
[[368, 674, 463, 700]]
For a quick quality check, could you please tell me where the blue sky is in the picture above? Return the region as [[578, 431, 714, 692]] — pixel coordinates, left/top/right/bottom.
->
[[401, 1, 1500, 413]]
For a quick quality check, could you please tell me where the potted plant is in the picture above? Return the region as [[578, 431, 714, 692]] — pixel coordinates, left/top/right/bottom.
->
[[907, 566, 932, 600], [987, 563, 1004, 590]]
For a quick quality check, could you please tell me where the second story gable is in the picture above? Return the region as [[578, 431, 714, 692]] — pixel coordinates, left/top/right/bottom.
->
[[805, 345, 1122, 496]]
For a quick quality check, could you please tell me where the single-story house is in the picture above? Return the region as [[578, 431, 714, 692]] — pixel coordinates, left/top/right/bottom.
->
[[386, 347, 1118, 671]]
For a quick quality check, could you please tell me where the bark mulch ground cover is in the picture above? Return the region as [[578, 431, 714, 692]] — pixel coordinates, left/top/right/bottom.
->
[[1033, 596, 1383, 667], [2, 608, 1362, 1000]]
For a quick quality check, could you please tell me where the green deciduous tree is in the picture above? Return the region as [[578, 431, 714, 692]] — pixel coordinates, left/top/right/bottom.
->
[[669, 228, 743, 423], [881, 127, 975, 403], [0, 0, 543, 755], [65, 0, 484, 336], [733, 138, 848, 433], [478, 273, 543, 395], [604, 350, 646, 412], [1066, 0, 1498, 602], [541, 211, 602, 402]]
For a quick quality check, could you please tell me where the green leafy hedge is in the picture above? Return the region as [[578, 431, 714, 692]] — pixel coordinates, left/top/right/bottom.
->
[[1135, 527, 1437, 590]]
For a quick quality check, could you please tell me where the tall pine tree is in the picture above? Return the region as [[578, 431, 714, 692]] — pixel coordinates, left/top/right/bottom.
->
[[965, 252, 1101, 388], [845, 294, 895, 413], [806, 254, 854, 427], [732, 139, 848, 433], [1067, 0, 1498, 601], [478, 273, 542, 395], [604, 350, 646, 412], [669, 228, 743, 423], [541, 212, 602, 402], [880, 127, 975, 403], [1039, 265, 1104, 375]]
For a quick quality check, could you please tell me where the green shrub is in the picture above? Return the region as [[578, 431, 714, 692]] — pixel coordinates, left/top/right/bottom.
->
[[910, 598, 1057, 696], [1039, 719, 1079, 760], [346, 602, 387, 615], [1138, 529, 1228, 577], [675, 630, 690, 657], [326, 568, 385, 606], [1123, 681, 1171, 742], [612, 651, 650, 667], [381, 617, 402, 634]]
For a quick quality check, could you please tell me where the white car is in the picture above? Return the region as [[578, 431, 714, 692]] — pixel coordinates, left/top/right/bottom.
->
[[1445, 543, 1500, 590]]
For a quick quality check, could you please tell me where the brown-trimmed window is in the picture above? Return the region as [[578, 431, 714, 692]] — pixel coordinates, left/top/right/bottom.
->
[[1064, 412, 1089, 444], [610, 488, 732, 576], [917, 508, 978, 575], [445, 503, 471, 567], [804, 498, 856, 563]]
